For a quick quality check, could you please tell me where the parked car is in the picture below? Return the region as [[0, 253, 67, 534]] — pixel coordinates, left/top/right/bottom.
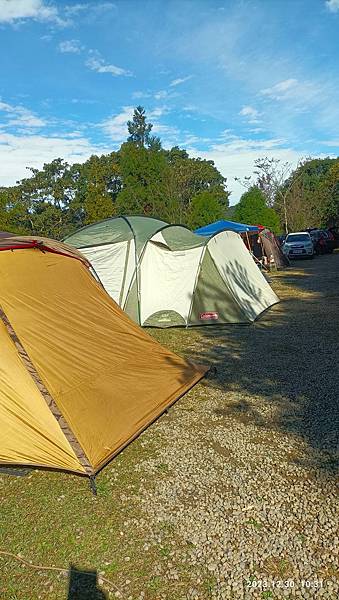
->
[[282, 232, 314, 259], [277, 234, 287, 246], [309, 229, 334, 254]]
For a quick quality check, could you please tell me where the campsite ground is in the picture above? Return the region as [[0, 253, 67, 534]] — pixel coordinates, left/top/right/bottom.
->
[[1, 253, 338, 600]]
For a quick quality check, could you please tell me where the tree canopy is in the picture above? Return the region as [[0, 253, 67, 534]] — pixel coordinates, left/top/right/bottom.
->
[[0, 107, 229, 238], [279, 158, 339, 231], [234, 187, 281, 233], [0, 107, 337, 239], [235, 156, 339, 233], [127, 106, 161, 149]]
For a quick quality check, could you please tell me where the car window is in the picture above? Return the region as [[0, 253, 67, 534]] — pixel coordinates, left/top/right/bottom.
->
[[285, 234, 310, 242]]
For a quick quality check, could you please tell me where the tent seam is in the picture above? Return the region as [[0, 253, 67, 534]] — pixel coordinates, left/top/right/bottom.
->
[[0, 305, 94, 476], [186, 245, 207, 325]]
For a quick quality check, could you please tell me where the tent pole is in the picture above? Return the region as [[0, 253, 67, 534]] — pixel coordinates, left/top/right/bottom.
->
[[245, 229, 268, 271], [245, 230, 251, 252], [251, 253, 269, 271]]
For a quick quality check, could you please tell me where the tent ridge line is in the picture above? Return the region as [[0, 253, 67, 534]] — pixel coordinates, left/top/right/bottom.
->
[[0, 305, 93, 476]]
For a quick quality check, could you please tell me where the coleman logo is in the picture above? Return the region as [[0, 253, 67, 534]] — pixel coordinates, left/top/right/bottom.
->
[[199, 312, 219, 320]]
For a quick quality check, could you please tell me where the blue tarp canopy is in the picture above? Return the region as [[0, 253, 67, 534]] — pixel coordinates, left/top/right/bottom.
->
[[195, 219, 259, 236]]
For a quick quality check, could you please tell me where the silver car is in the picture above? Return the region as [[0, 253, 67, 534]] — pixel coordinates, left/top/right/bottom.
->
[[282, 232, 314, 259]]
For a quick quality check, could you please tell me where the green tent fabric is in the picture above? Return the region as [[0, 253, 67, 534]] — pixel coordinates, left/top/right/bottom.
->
[[64, 216, 279, 328], [65, 216, 168, 255]]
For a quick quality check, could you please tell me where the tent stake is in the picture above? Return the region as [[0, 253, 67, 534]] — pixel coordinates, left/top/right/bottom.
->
[[89, 475, 97, 496]]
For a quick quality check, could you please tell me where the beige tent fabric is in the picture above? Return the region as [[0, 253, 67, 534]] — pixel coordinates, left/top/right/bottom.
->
[[0, 320, 84, 473], [0, 245, 206, 474]]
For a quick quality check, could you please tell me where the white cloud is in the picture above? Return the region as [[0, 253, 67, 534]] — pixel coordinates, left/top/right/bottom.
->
[[154, 89, 180, 102], [240, 106, 259, 118], [189, 136, 307, 203], [0, 0, 67, 26], [0, 99, 46, 129], [86, 53, 131, 77], [64, 3, 89, 16], [58, 39, 83, 54], [261, 79, 297, 97], [65, 2, 116, 17], [148, 106, 169, 118], [183, 134, 212, 146], [260, 78, 320, 104], [239, 105, 262, 124], [182, 104, 199, 112], [71, 98, 98, 105], [101, 105, 172, 143], [169, 75, 193, 87], [101, 106, 134, 142], [319, 139, 339, 147], [132, 91, 151, 99], [154, 90, 168, 100], [152, 123, 179, 137], [0, 0, 117, 26], [326, 0, 339, 12], [0, 131, 111, 186]]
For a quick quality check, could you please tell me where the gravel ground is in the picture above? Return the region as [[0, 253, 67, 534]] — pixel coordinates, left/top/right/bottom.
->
[[1, 253, 338, 600], [135, 252, 339, 600]]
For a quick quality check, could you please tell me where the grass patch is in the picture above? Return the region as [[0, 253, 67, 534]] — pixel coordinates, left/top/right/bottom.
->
[[245, 518, 263, 529], [203, 576, 217, 594], [148, 575, 162, 590]]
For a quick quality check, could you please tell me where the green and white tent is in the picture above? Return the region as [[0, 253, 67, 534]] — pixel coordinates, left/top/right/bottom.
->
[[64, 216, 279, 327]]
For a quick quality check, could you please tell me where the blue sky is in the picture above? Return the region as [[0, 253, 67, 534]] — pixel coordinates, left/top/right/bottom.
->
[[0, 0, 338, 202]]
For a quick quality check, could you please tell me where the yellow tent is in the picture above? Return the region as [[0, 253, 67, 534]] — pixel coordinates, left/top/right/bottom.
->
[[0, 237, 206, 478]]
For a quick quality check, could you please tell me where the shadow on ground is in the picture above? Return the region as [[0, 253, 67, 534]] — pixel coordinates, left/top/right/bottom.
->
[[161, 253, 339, 475], [67, 565, 107, 600]]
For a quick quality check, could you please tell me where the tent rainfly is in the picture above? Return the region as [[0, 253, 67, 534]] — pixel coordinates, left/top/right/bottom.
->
[[0, 231, 14, 239], [64, 216, 279, 328], [259, 228, 290, 270], [0, 236, 207, 478], [195, 219, 259, 235], [195, 220, 289, 271]]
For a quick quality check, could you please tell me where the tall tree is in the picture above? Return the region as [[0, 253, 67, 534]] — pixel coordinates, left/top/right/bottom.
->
[[116, 142, 167, 216], [187, 191, 225, 229], [235, 156, 307, 233], [0, 187, 31, 234], [127, 106, 154, 148], [162, 153, 229, 223], [281, 157, 339, 231], [69, 153, 121, 229], [234, 187, 281, 233], [4, 159, 76, 238]]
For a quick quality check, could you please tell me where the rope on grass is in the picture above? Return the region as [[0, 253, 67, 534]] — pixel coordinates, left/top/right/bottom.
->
[[0, 550, 122, 594]]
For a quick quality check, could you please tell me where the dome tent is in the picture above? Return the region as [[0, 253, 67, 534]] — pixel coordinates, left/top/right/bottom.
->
[[0, 236, 206, 478], [195, 220, 289, 271], [64, 216, 279, 328]]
